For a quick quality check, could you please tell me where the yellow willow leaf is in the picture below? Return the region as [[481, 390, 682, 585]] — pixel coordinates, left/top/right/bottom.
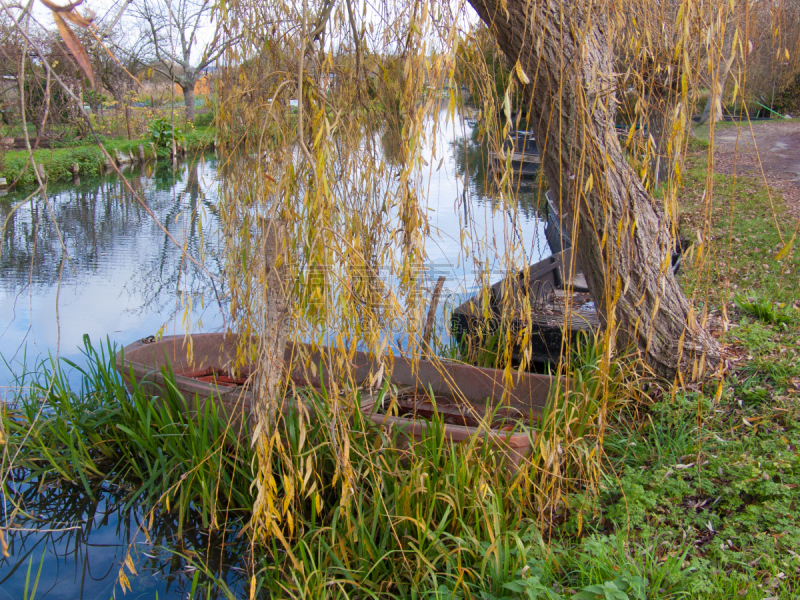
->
[[124, 553, 138, 576], [303, 456, 313, 489], [119, 571, 131, 593], [774, 237, 794, 261], [651, 292, 661, 322], [286, 510, 294, 535], [250, 576, 257, 600], [785, 48, 791, 61], [584, 173, 593, 194], [314, 122, 325, 148], [514, 61, 530, 84]]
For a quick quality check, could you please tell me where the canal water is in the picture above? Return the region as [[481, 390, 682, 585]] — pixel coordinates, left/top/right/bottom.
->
[[0, 108, 549, 597]]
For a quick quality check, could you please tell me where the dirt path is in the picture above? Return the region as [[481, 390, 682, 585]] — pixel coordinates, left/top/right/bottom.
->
[[711, 120, 800, 219]]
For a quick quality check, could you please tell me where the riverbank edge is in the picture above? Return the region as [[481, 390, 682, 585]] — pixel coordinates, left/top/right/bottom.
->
[[0, 127, 215, 190]]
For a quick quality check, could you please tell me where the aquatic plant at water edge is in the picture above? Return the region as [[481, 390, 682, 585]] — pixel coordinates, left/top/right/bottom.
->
[[1, 336, 254, 531]]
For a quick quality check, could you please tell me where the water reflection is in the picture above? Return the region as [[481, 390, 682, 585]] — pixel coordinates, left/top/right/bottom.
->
[[0, 110, 549, 388], [0, 159, 225, 387], [1, 470, 249, 599], [450, 117, 544, 221]]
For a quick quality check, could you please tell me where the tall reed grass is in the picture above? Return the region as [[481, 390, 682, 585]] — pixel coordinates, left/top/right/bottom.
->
[[1, 335, 654, 597], [1, 336, 254, 532]]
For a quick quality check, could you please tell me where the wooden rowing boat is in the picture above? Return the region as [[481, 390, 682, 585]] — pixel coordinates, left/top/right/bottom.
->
[[489, 149, 541, 178], [544, 189, 572, 254], [450, 248, 601, 367], [115, 333, 555, 469]]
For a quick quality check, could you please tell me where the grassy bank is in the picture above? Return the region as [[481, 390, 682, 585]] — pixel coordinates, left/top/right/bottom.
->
[[2, 127, 799, 597], [0, 127, 215, 189], [0, 339, 715, 598], [583, 130, 800, 598]]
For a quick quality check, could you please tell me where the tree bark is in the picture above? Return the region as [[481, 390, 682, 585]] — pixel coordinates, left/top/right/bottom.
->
[[468, 0, 720, 378], [253, 219, 289, 435], [182, 83, 195, 123]]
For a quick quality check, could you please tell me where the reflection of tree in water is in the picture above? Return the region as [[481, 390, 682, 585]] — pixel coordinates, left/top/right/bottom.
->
[[0, 179, 142, 291], [0, 158, 227, 324], [0, 471, 250, 599], [450, 120, 544, 221], [125, 160, 227, 322]]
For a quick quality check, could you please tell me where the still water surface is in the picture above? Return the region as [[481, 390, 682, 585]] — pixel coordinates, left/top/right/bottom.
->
[[0, 109, 549, 597]]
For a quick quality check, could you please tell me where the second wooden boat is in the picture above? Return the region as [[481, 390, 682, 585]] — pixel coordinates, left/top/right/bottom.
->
[[450, 248, 601, 367]]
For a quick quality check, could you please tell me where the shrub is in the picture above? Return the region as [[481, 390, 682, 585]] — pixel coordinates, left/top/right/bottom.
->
[[147, 117, 186, 149], [194, 112, 214, 127], [734, 293, 792, 326], [773, 72, 800, 116]]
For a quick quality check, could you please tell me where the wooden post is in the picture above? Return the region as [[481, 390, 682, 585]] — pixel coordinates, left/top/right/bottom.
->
[[254, 219, 289, 436]]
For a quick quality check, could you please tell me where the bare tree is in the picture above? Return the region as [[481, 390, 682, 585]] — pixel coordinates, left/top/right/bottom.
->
[[134, 0, 225, 122], [89, 23, 148, 105]]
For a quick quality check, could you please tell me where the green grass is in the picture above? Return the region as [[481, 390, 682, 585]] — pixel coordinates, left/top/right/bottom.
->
[[0, 127, 215, 188], [580, 122, 800, 599], [2, 335, 253, 531]]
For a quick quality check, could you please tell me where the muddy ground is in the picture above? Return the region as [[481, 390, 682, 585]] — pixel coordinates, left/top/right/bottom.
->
[[711, 120, 800, 218]]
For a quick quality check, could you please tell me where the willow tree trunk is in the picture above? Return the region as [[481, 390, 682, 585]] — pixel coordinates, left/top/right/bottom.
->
[[251, 218, 289, 530], [182, 84, 195, 123], [254, 219, 289, 433], [468, 0, 720, 378]]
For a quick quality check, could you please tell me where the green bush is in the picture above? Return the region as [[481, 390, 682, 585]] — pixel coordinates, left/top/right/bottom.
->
[[773, 72, 800, 116], [194, 112, 214, 127], [147, 116, 185, 148]]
